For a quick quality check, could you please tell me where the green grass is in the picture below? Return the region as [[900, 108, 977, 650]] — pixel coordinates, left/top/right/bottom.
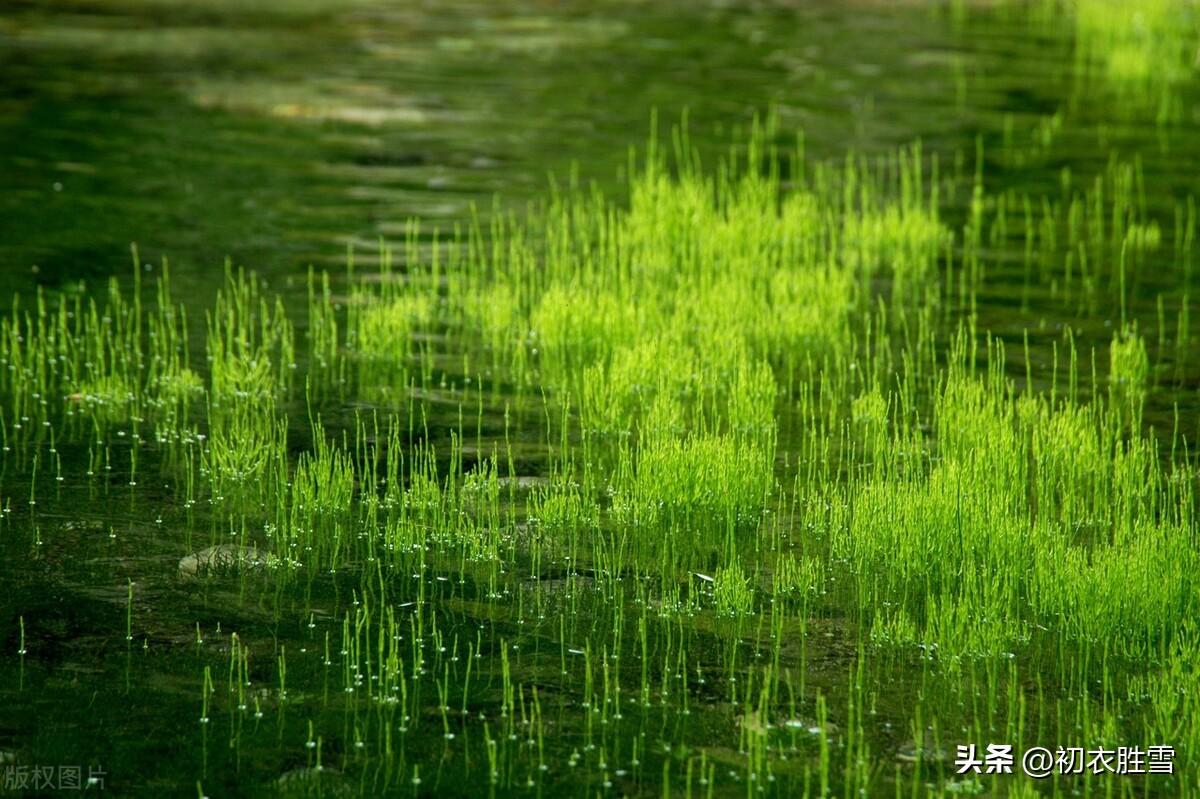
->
[[1, 106, 1197, 796], [1072, 0, 1199, 115]]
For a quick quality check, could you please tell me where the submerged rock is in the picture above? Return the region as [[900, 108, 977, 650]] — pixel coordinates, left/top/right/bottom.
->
[[896, 732, 950, 764], [274, 766, 353, 797], [178, 544, 274, 580], [460, 474, 548, 510]]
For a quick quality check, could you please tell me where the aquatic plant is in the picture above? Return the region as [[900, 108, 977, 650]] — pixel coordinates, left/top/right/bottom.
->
[[1, 106, 1197, 798]]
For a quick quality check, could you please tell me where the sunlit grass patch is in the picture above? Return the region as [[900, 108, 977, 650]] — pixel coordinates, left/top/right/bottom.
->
[[1067, 0, 1199, 118], [1032, 524, 1196, 650], [348, 294, 433, 363], [613, 430, 775, 570]]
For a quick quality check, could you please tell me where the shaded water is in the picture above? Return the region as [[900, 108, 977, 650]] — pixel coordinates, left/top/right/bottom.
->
[[0, 0, 1198, 796]]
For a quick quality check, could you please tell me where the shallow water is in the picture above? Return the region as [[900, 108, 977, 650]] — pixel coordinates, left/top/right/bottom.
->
[[0, 0, 1198, 796]]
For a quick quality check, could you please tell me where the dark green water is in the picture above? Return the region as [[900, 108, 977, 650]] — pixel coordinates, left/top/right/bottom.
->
[[0, 1, 1198, 796]]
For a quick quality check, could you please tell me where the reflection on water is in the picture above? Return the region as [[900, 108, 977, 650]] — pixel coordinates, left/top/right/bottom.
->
[[0, 0, 1197, 795]]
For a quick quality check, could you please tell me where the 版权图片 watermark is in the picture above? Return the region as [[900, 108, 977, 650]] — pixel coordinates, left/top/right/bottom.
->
[[3, 764, 106, 792]]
